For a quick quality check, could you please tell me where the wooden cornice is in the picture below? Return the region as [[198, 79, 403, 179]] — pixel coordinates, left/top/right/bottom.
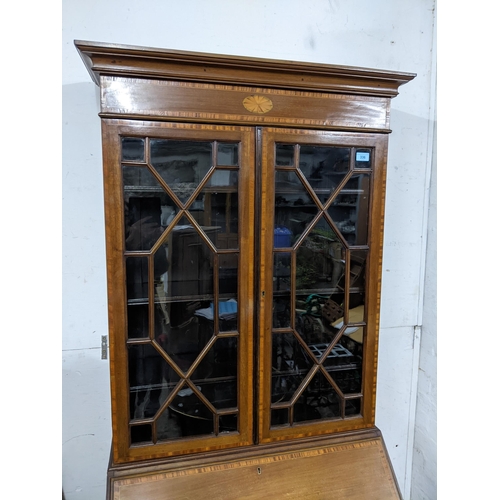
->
[[75, 40, 415, 98]]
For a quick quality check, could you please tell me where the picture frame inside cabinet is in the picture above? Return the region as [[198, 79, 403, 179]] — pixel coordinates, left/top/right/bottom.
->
[[75, 39, 415, 500]]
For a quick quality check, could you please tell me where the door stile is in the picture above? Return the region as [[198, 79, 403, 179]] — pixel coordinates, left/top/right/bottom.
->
[[257, 128, 277, 442]]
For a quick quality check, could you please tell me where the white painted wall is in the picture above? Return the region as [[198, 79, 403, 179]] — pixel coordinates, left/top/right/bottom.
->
[[410, 107, 436, 500], [62, 1, 436, 498]]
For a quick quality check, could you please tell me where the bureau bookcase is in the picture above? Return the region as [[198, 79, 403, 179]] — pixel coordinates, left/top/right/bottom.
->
[[76, 40, 414, 499]]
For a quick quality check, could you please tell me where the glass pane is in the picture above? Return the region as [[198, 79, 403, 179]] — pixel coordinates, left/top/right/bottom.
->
[[194, 170, 238, 248], [128, 344, 180, 420], [355, 149, 372, 169], [127, 303, 149, 339], [161, 307, 206, 373], [126, 256, 149, 300], [294, 371, 342, 423], [218, 299, 238, 331], [155, 409, 183, 441], [123, 166, 175, 252], [334, 250, 367, 296], [122, 137, 145, 162], [271, 408, 289, 427], [150, 139, 213, 204], [299, 146, 350, 202], [275, 143, 294, 166], [271, 333, 314, 404], [275, 170, 316, 246], [295, 217, 346, 292], [328, 293, 364, 326], [295, 295, 338, 346], [349, 250, 367, 291], [328, 336, 363, 395], [219, 414, 238, 433], [346, 398, 362, 416], [207, 169, 238, 189], [202, 379, 238, 410], [217, 143, 238, 166], [160, 218, 215, 299], [220, 255, 238, 296], [126, 256, 149, 339], [328, 173, 370, 245], [131, 424, 152, 444], [158, 387, 214, 439], [322, 300, 363, 395], [194, 299, 238, 333], [191, 337, 238, 409], [273, 253, 291, 328]]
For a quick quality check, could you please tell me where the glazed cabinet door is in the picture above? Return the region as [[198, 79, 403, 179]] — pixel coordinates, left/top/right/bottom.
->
[[102, 120, 256, 463], [258, 128, 388, 443]]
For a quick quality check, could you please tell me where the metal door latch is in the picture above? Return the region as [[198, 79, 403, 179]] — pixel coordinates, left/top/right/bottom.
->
[[101, 335, 108, 360]]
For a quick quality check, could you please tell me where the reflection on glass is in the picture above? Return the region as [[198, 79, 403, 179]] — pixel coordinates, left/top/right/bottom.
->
[[122, 137, 145, 162], [299, 146, 350, 201], [273, 253, 291, 328], [195, 170, 238, 249], [126, 256, 149, 339], [294, 371, 342, 422], [271, 333, 314, 404], [335, 250, 367, 295], [219, 258, 238, 332], [348, 293, 365, 316], [166, 219, 215, 299], [128, 344, 178, 420], [162, 306, 205, 373], [295, 217, 345, 291], [123, 164, 157, 187], [328, 173, 370, 245], [217, 143, 239, 166], [275, 171, 316, 246], [123, 166, 178, 252], [276, 143, 294, 166], [159, 388, 214, 439], [219, 414, 238, 433], [203, 379, 238, 410], [330, 331, 363, 395], [207, 169, 238, 189], [348, 250, 367, 290], [150, 139, 213, 204], [192, 337, 238, 408]]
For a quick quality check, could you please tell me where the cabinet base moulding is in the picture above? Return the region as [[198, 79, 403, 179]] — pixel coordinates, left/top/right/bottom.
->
[[107, 429, 401, 499]]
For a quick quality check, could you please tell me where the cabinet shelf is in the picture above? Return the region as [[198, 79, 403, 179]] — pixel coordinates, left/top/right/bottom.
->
[[127, 293, 236, 306], [124, 185, 238, 194], [275, 187, 364, 195]]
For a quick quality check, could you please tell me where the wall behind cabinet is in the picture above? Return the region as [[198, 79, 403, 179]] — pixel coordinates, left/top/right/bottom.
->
[[62, 1, 436, 498]]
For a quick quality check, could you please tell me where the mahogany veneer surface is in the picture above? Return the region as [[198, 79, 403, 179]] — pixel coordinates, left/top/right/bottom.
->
[[110, 436, 400, 499]]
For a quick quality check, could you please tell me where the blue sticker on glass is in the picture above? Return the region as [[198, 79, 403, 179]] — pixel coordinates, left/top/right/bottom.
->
[[356, 152, 370, 162]]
